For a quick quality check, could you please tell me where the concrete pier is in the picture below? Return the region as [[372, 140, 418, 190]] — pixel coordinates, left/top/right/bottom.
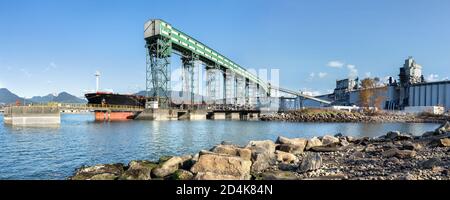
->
[[135, 108, 260, 121], [135, 109, 177, 121], [3, 106, 60, 126], [211, 112, 226, 120]]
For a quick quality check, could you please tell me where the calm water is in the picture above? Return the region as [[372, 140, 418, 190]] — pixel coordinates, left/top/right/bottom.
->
[[0, 114, 440, 180]]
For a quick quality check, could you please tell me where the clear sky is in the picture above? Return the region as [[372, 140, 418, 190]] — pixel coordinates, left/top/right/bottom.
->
[[1, 0, 449, 97]]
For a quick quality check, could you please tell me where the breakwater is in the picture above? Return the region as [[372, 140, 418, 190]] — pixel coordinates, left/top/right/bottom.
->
[[69, 121, 450, 180], [261, 109, 449, 123]]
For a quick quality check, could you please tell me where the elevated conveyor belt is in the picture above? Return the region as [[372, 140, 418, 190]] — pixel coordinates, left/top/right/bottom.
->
[[144, 19, 331, 105]]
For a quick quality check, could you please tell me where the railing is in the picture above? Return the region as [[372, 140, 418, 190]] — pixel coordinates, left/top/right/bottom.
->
[[4, 103, 145, 112]]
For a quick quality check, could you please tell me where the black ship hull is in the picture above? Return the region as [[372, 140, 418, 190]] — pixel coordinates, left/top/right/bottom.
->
[[85, 92, 146, 107]]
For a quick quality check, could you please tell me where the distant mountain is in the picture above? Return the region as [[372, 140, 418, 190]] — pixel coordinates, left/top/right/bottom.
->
[[0, 88, 86, 105], [29, 92, 87, 104], [0, 88, 24, 104], [29, 94, 56, 103]]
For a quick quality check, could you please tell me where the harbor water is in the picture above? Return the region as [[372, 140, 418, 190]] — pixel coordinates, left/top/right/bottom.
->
[[0, 114, 441, 180]]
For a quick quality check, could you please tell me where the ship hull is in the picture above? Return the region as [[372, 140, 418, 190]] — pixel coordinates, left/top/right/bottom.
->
[[85, 93, 146, 107]]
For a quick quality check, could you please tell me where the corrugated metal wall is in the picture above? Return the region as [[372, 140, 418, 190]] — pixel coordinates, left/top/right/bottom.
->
[[409, 81, 450, 111]]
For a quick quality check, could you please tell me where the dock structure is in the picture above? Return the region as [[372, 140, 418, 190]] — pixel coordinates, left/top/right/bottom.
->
[[3, 106, 60, 126]]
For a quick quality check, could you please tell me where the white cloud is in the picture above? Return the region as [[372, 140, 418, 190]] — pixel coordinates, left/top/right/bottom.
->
[[20, 68, 32, 77], [426, 74, 439, 82], [442, 77, 449, 81], [347, 64, 358, 79], [44, 62, 58, 72], [318, 72, 327, 78], [308, 72, 327, 80], [327, 60, 345, 68], [364, 72, 372, 78]]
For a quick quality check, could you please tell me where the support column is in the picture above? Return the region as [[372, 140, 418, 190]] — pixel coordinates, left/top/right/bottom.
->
[[245, 79, 250, 108], [146, 37, 172, 108], [222, 70, 227, 106], [181, 53, 200, 108], [206, 67, 217, 105]]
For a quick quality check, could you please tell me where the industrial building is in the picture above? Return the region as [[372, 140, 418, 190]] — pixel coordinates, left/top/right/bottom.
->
[[301, 57, 450, 112]]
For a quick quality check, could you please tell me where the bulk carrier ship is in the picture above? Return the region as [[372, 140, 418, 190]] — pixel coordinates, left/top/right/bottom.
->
[[84, 71, 146, 120]]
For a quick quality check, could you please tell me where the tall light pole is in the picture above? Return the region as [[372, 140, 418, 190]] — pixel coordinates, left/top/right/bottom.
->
[[95, 71, 100, 92]]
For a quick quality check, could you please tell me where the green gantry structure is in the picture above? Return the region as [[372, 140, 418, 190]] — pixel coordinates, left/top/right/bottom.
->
[[144, 19, 331, 109]]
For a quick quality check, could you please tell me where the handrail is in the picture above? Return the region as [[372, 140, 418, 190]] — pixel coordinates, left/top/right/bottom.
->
[[5, 103, 145, 110]]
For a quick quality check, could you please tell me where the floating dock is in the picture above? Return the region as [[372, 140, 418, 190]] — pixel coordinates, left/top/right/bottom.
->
[[3, 106, 60, 126]]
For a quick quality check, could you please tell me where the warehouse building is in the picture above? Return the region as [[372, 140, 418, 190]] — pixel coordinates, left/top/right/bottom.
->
[[300, 57, 450, 112]]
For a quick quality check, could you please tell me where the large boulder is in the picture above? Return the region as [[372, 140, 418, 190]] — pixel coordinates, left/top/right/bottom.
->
[[246, 140, 276, 173], [298, 152, 322, 173], [70, 163, 124, 180], [305, 137, 323, 150], [152, 155, 192, 178], [211, 144, 251, 160], [321, 135, 340, 146], [119, 160, 157, 180], [276, 136, 307, 154], [275, 150, 298, 163], [385, 131, 413, 140], [190, 153, 252, 180]]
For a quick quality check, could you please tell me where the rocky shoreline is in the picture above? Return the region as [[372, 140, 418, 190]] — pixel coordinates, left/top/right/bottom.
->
[[260, 109, 449, 123], [69, 122, 450, 180]]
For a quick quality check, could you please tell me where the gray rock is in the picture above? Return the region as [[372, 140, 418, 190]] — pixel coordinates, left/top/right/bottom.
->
[[386, 131, 401, 139], [305, 137, 323, 150], [298, 152, 322, 173], [259, 171, 298, 180], [211, 144, 252, 160], [119, 160, 157, 180], [152, 155, 192, 178], [89, 173, 118, 180], [386, 131, 413, 140], [190, 153, 252, 180], [382, 148, 416, 159], [435, 121, 450, 134], [246, 140, 276, 173], [310, 145, 342, 152], [428, 137, 450, 147], [322, 135, 340, 146], [70, 163, 124, 180], [275, 136, 307, 154], [171, 169, 194, 180], [275, 150, 298, 163], [420, 158, 442, 169], [401, 141, 422, 151]]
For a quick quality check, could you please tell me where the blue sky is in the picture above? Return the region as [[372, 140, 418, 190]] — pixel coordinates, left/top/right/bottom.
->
[[1, 0, 450, 97]]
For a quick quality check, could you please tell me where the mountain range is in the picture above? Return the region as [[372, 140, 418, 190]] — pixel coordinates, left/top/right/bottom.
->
[[0, 88, 207, 105], [0, 88, 87, 105]]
